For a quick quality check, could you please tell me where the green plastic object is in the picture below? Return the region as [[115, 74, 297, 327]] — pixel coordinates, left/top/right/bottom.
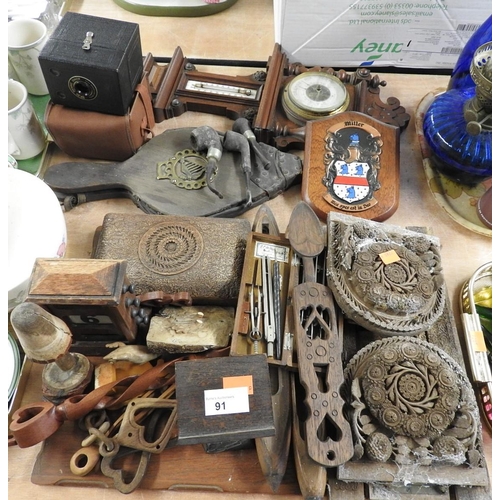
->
[[112, 0, 240, 17], [16, 94, 50, 176]]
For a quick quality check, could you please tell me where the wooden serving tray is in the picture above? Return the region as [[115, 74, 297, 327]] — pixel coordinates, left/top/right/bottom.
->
[[28, 287, 490, 498], [32, 415, 301, 494], [27, 357, 300, 495]]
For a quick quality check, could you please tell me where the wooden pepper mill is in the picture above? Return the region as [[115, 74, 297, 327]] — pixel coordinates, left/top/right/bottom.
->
[[10, 302, 94, 402]]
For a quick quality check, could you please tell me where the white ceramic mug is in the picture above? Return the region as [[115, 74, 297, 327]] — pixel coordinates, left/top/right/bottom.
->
[[8, 18, 49, 95], [8, 79, 46, 160]]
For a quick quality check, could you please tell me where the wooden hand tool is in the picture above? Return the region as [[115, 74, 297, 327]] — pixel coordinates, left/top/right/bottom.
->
[[255, 364, 291, 492], [292, 282, 353, 466], [291, 371, 327, 500], [251, 204, 292, 492]]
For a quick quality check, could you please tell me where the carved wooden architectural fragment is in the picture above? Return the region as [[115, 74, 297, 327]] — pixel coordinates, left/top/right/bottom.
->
[[326, 213, 446, 336], [339, 336, 489, 489]]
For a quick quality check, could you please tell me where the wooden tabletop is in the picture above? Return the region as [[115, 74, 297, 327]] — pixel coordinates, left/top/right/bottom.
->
[[8, 0, 492, 499]]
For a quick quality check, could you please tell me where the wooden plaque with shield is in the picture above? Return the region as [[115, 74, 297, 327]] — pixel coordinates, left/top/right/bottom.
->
[[302, 111, 400, 222]]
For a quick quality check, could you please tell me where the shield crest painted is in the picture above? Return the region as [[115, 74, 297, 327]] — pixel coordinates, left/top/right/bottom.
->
[[302, 111, 400, 222], [331, 160, 371, 203]]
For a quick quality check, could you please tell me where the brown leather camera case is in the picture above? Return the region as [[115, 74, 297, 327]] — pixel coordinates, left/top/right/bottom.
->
[[44, 77, 154, 161]]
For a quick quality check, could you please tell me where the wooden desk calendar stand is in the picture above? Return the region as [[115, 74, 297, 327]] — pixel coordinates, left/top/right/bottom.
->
[[25, 258, 146, 355]]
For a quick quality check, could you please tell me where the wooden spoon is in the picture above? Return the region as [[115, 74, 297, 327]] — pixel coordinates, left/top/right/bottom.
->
[[286, 202, 325, 283]]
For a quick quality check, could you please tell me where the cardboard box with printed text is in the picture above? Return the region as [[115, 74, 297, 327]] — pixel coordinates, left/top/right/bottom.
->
[[275, 0, 491, 69]]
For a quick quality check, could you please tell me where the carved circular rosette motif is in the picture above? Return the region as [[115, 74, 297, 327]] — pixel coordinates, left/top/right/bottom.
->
[[350, 242, 436, 316], [138, 222, 204, 276], [365, 432, 393, 462], [344, 337, 481, 466], [346, 338, 458, 436], [433, 435, 467, 466], [362, 340, 459, 438], [327, 217, 446, 335]]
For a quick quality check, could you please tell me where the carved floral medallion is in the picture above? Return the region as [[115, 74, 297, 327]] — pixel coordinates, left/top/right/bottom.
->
[[344, 336, 484, 468], [326, 213, 446, 335]]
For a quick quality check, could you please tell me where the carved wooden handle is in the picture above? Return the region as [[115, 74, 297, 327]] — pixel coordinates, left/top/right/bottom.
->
[[293, 282, 354, 467], [10, 360, 178, 448]]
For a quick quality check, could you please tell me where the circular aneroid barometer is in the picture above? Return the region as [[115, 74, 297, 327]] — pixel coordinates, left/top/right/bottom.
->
[[148, 44, 409, 152], [281, 71, 350, 125]]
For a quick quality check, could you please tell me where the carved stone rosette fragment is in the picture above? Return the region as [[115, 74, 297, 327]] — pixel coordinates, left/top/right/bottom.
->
[[344, 336, 484, 469], [326, 213, 446, 336]]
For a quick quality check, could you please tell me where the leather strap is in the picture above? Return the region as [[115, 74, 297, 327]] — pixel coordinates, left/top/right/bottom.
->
[[9, 359, 179, 448], [135, 77, 155, 135]]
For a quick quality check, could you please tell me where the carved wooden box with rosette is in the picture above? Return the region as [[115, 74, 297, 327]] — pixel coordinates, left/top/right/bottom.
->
[[93, 213, 251, 305]]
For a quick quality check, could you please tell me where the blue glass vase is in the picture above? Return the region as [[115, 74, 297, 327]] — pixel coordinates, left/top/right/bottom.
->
[[423, 43, 492, 186], [448, 15, 492, 90]]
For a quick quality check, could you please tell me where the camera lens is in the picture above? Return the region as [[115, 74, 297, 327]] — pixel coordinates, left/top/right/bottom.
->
[[68, 76, 98, 100], [74, 81, 91, 98]]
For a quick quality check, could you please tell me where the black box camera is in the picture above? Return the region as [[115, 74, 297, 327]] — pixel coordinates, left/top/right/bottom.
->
[[39, 12, 143, 116]]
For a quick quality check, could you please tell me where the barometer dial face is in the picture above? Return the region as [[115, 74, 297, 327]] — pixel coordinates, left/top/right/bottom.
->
[[282, 71, 349, 124]]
